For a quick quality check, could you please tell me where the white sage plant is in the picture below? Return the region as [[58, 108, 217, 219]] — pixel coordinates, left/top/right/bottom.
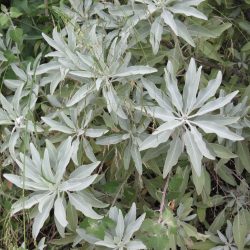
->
[[74, 203, 146, 249], [138, 58, 243, 177], [3, 137, 107, 239]]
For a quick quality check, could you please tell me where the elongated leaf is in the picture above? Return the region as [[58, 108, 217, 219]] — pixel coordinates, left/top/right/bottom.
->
[[183, 58, 201, 113], [54, 196, 68, 228], [233, 210, 247, 250], [164, 62, 183, 112], [103, 86, 127, 119], [153, 120, 183, 135], [136, 106, 175, 122], [113, 66, 157, 77], [32, 194, 55, 239], [194, 91, 238, 116], [42, 117, 73, 134], [193, 71, 222, 109], [68, 193, 102, 219], [131, 144, 143, 175], [85, 128, 108, 137], [183, 130, 202, 176], [175, 19, 195, 47], [192, 120, 243, 141], [69, 162, 100, 179], [150, 17, 163, 55], [139, 130, 172, 151], [161, 9, 178, 35], [82, 137, 97, 162], [115, 210, 125, 239], [141, 78, 173, 110], [169, 5, 207, 20], [66, 84, 94, 107], [163, 136, 183, 178], [96, 134, 130, 145], [190, 125, 215, 159], [69, 70, 95, 78]]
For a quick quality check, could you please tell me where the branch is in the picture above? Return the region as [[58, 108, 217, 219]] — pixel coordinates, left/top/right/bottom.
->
[[158, 172, 171, 223]]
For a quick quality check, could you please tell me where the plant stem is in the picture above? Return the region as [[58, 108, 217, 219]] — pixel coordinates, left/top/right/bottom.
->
[[158, 172, 171, 223]]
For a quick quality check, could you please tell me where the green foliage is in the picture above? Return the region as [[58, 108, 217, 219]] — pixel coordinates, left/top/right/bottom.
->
[[0, 0, 250, 249]]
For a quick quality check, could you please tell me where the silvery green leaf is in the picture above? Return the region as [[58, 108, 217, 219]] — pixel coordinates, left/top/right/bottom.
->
[[161, 9, 178, 35], [97, 134, 130, 145], [194, 91, 238, 117], [60, 112, 75, 129], [193, 71, 222, 109], [169, 5, 207, 20], [30, 143, 41, 168], [193, 115, 239, 126], [4, 79, 23, 90], [76, 51, 94, 68], [113, 65, 157, 77], [3, 174, 24, 189], [82, 137, 97, 162], [0, 94, 15, 119], [42, 32, 63, 52], [131, 144, 143, 175], [11, 64, 26, 81], [42, 149, 55, 182], [85, 128, 109, 137], [11, 84, 24, 111], [60, 175, 97, 191], [69, 70, 95, 78], [123, 213, 146, 242], [9, 130, 20, 159], [141, 77, 173, 110], [163, 136, 183, 178], [66, 83, 94, 107], [190, 125, 215, 159], [116, 210, 125, 239], [43, 116, 73, 134], [126, 240, 147, 249], [124, 202, 136, 227], [68, 192, 103, 219], [11, 192, 50, 215], [69, 161, 100, 179], [175, 19, 195, 47], [54, 196, 68, 228], [136, 106, 175, 122], [153, 120, 183, 135], [95, 240, 117, 248], [34, 61, 61, 75], [124, 143, 131, 170], [55, 137, 73, 181], [139, 130, 172, 151], [164, 61, 183, 112], [32, 194, 55, 239], [74, 228, 99, 246], [150, 17, 163, 55], [80, 190, 108, 208], [55, 215, 65, 238], [192, 120, 243, 141], [183, 130, 202, 176], [103, 86, 127, 119], [183, 58, 202, 114]]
